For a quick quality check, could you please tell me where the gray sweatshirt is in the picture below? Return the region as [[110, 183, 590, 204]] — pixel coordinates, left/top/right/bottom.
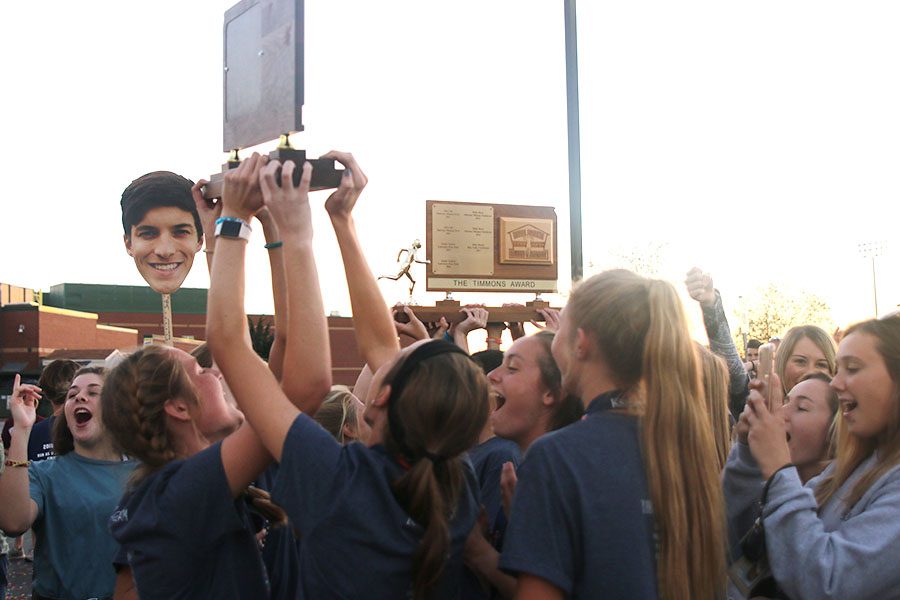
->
[[723, 441, 900, 599]]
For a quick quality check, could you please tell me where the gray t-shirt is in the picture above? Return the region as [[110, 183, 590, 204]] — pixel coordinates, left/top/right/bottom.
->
[[29, 452, 134, 599]]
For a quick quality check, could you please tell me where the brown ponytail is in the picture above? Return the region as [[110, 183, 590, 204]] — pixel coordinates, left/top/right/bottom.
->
[[382, 346, 489, 600]]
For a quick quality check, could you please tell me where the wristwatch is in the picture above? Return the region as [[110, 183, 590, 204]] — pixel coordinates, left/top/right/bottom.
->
[[215, 216, 252, 241]]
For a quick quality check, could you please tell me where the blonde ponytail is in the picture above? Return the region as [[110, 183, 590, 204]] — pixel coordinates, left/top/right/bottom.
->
[[643, 280, 726, 599], [567, 270, 726, 599]]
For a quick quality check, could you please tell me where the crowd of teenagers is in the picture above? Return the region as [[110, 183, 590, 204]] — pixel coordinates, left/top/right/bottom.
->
[[1, 152, 899, 600]]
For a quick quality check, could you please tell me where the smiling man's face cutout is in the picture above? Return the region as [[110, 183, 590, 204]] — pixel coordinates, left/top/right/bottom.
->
[[121, 172, 202, 294]]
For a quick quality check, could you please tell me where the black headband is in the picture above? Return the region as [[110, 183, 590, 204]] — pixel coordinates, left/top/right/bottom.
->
[[386, 340, 470, 464]]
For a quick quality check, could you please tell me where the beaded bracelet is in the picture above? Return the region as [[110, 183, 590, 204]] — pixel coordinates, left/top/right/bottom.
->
[[486, 337, 503, 346], [4, 459, 31, 468]]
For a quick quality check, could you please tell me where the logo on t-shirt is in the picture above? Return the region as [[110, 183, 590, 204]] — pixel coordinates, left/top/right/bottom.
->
[[110, 507, 129, 525]]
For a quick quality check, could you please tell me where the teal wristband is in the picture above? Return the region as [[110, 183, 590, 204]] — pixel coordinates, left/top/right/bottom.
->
[[264, 241, 284, 250]]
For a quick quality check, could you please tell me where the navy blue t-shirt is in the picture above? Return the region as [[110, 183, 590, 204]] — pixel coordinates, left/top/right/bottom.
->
[[468, 436, 521, 540], [499, 392, 658, 599], [272, 413, 481, 600], [255, 463, 302, 600], [109, 442, 268, 599], [461, 436, 522, 599], [28, 415, 56, 462]]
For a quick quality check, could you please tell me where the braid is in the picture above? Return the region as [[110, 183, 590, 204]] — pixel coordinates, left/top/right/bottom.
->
[[102, 345, 196, 487]]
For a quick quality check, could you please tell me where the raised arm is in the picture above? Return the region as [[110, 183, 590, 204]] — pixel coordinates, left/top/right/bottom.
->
[[685, 267, 749, 416], [205, 154, 283, 491], [207, 156, 322, 467], [322, 151, 400, 372], [256, 208, 289, 382], [191, 178, 219, 275], [0, 374, 41, 535], [263, 164, 331, 413]]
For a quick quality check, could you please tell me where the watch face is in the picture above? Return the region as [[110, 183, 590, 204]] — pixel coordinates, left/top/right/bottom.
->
[[220, 220, 243, 238]]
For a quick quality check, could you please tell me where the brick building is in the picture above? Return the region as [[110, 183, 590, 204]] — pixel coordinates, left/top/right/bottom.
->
[[1, 282, 365, 416]]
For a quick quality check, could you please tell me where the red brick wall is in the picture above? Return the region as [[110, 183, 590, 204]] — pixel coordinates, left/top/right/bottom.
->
[[95, 326, 140, 349], [39, 311, 98, 350], [94, 311, 207, 340]]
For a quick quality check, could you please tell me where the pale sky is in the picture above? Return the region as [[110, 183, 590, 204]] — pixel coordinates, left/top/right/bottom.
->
[[2, 1, 898, 343]]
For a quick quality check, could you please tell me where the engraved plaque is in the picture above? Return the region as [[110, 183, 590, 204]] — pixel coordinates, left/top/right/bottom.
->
[[499, 217, 554, 265], [425, 201, 558, 294], [432, 203, 494, 276]]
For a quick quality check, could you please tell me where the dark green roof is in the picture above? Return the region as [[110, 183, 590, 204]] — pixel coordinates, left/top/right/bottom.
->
[[43, 283, 208, 314]]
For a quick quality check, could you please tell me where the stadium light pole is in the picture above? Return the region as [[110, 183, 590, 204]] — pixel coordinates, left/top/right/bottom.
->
[[858, 241, 886, 317], [564, 0, 583, 285]]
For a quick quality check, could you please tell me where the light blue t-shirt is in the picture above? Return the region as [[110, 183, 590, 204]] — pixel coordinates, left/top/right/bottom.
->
[[29, 452, 134, 600]]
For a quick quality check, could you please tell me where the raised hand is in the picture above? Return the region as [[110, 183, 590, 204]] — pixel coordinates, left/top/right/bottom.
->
[[9, 373, 41, 430], [259, 160, 313, 243], [222, 152, 268, 221], [393, 305, 429, 341], [502, 303, 526, 340], [428, 317, 450, 340], [457, 307, 489, 336], [191, 178, 221, 246], [535, 307, 561, 333], [685, 267, 716, 308], [321, 151, 368, 220], [745, 394, 792, 479]]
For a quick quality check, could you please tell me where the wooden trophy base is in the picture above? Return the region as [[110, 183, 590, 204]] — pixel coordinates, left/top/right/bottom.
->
[[202, 147, 344, 200], [395, 299, 555, 325]]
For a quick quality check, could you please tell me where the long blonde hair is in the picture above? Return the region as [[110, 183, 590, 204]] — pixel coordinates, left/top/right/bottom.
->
[[567, 270, 726, 600], [696, 344, 732, 471], [815, 315, 900, 509]]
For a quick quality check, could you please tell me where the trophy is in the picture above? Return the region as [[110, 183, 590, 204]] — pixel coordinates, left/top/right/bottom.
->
[[386, 201, 561, 345], [378, 240, 431, 300], [202, 0, 344, 200], [120, 0, 342, 345]]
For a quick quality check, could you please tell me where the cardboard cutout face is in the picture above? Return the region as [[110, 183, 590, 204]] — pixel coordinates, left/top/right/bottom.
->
[[124, 206, 202, 294]]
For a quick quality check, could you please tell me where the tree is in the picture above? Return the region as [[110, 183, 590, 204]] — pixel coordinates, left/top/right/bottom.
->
[[248, 315, 274, 360], [732, 284, 836, 352]]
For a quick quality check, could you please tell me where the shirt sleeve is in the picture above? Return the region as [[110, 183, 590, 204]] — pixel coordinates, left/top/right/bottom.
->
[[271, 413, 343, 534], [722, 442, 764, 556], [701, 291, 750, 415], [498, 440, 576, 594], [762, 466, 900, 600]]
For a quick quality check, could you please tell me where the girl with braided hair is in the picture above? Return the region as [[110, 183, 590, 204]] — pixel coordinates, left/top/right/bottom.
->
[[101, 153, 331, 599], [0, 367, 134, 600], [207, 152, 489, 599]]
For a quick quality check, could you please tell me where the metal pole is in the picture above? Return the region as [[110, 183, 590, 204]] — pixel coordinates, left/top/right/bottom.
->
[[872, 257, 878, 317], [564, 0, 583, 284]]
